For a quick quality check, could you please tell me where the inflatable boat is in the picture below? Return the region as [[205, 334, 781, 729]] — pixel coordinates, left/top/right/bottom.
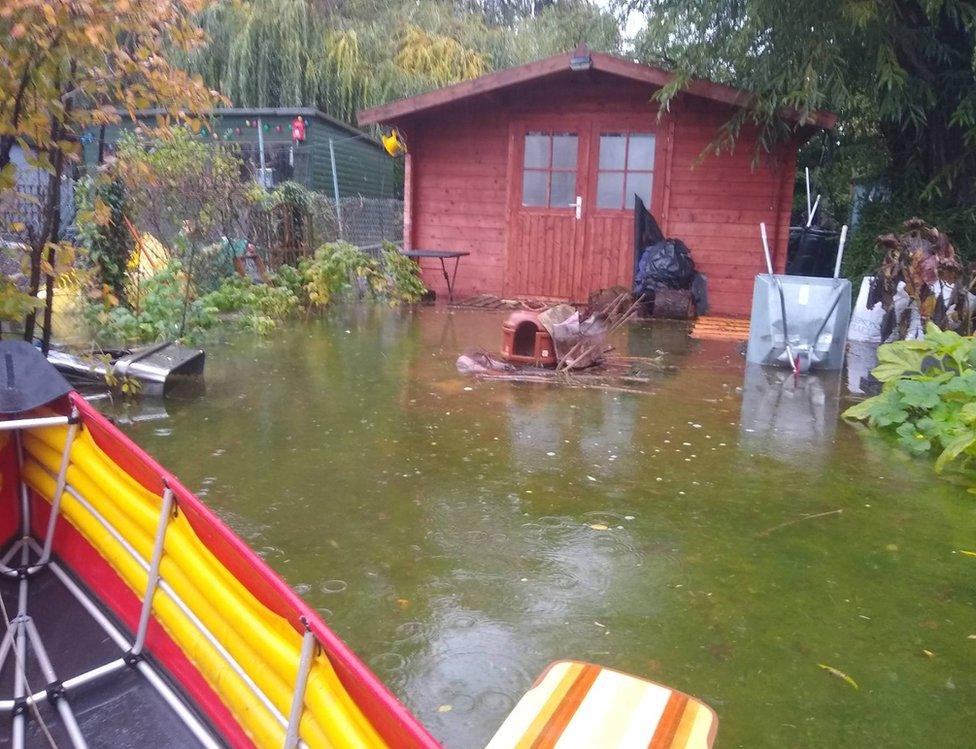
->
[[0, 340, 716, 748]]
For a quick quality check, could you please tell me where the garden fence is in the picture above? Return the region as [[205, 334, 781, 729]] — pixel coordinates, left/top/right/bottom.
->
[[0, 137, 404, 299]]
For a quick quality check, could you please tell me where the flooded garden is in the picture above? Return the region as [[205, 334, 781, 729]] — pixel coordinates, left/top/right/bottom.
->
[[117, 306, 975, 749]]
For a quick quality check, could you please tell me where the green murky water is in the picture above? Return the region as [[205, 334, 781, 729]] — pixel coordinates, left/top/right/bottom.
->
[[118, 306, 975, 748]]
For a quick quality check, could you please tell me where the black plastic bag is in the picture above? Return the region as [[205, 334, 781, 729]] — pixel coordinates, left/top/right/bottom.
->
[[633, 239, 696, 295]]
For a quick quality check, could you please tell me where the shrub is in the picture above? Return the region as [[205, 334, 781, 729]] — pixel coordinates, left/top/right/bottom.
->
[[300, 241, 427, 307], [84, 260, 216, 344], [843, 324, 976, 477]]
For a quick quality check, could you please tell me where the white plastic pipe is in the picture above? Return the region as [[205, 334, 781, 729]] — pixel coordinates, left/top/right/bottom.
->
[[834, 225, 849, 279], [807, 195, 821, 227], [805, 167, 812, 220], [132, 485, 174, 656], [760, 222, 774, 275], [0, 415, 71, 432]]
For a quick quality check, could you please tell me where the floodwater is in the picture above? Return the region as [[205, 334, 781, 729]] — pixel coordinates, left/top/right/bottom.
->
[[119, 306, 975, 748]]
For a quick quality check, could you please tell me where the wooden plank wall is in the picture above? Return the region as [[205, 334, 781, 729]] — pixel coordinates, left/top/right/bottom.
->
[[401, 109, 509, 299], [665, 99, 794, 316], [398, 76, 797, 315]]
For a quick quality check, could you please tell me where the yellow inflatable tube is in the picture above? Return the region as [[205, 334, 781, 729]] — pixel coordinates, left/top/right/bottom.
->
[[23, 422, 385, 749]]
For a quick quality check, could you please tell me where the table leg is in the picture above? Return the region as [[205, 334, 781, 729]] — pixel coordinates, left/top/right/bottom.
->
[[449, 256, 462, 303], [438, 258, 452, 302]]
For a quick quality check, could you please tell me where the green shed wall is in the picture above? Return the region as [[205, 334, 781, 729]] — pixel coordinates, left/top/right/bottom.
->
[[82, 111, 396, 199]]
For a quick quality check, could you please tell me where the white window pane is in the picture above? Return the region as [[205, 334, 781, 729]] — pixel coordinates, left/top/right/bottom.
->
[[524, 134, 549, 169], [522, 169, 548, 206], [552, 135, 578, 169], [550, 171, 576, 207], [628, 134, 655, 170], [599, 135, 626, 169], [597, 171, 624, 209], [625, 171, 653, 209]]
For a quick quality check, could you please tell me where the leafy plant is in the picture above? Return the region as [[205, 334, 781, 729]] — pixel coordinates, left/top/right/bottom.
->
[[301, 241, 385, 307], [381, 242, 427, 303], [75, 175, 133, 303], [202, 273, 300, 333], [84, 260, 216, 345], [300, 241, 427, 307], [843, 324, 976, 477], [864, 219, 973, 340]]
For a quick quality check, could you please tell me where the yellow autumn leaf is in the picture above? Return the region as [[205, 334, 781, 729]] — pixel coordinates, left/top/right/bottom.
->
[[818, 663, 859, 689], [92, 198, 111, 226]]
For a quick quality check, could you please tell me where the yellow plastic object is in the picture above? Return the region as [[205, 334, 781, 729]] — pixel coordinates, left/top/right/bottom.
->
[[23, 423, 386, 749], [381, 130, 407, 158]]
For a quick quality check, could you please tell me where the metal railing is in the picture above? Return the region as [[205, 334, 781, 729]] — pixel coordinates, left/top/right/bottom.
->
[[0, 412, 322, 749]]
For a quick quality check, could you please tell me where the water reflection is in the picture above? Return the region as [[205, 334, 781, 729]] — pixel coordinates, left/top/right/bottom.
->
[[738, 364, 842, 463], [119, 309, 976, 749]]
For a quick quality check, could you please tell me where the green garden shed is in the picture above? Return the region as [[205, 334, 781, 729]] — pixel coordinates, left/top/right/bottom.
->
[[83, 107, 395, 199]]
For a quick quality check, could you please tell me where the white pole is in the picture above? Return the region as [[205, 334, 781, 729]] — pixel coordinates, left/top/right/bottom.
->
[[0, 415, 72, 432], [329, 138, 343, 236], [257, 117, 267, 187], [24, 618, 89, 748], [833, 225, 849, 279], [284, 622, 316, 749], [805, 167, 812, 221], [132, 485, 175, 656], [760, 222, 775, 275], [37, 407, 80, 566], [806, 195, 821, 228]]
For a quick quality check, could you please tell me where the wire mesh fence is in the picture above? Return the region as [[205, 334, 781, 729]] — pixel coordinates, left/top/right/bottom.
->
[[1, 134, 404, 307]]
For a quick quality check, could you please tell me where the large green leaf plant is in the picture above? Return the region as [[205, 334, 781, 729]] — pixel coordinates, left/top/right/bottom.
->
[[844, 324, 976, 477]]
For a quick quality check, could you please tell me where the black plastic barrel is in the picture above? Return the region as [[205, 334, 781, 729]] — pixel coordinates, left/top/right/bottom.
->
[[786, 226, 839, 277]]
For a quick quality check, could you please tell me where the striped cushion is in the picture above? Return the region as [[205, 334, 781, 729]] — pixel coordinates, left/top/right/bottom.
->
[[487, 661, 717, 749]]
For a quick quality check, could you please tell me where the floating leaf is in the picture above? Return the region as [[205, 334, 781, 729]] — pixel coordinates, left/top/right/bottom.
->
[[588, 524, 609, 531], [818, 663, 859, 689]]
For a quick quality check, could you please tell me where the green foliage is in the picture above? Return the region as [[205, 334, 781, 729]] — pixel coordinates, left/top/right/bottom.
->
[[202, 273, 301, 333], [843, 324, 976, 477], [177, 0, 621, 123], [84, 260, 216, 345], [842, 195, 976, 282], [115, 128, 253, 246], [301, 242, 385, 306], [194, 243, 424, 336], [635, 0, 976, 234], [381, 243, 428, 303], [74, 175, 133, 302], [300, 241, 428, 306]]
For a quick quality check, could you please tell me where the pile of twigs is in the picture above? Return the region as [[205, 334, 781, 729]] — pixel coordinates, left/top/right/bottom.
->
[[557, 293, 645, 372]]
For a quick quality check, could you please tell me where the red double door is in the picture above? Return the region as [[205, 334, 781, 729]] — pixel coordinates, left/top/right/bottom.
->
[[505, 115, 667, 301]]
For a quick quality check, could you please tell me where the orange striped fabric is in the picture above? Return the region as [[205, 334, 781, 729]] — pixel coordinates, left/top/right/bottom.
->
[[487, 661, 717, 749]]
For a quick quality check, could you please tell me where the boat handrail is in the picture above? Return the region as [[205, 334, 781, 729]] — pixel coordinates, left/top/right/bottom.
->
[[30, 461, 303, 741]]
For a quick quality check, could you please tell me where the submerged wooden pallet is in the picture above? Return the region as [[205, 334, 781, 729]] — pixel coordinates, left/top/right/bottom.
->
[[451, 294, 563, 311], [473, 355, 672, 394], [690, 315, 751, 341]]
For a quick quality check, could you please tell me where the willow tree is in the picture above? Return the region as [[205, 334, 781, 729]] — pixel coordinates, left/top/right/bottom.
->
[[632, 0, 976, 262], [0, 0, 219, 347]]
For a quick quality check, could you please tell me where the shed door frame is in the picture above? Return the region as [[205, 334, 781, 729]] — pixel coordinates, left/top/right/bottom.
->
[[504, 112, 671, 300], [504, 115, 593, 299]]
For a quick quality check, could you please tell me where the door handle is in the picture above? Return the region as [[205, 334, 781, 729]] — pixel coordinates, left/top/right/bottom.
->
[[575, 195, 582, 220]]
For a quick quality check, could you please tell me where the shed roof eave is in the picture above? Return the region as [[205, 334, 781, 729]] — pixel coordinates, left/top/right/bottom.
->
[[357, 50, 836, 131]]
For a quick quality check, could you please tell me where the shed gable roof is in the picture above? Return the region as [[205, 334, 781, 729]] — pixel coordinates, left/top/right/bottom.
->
[[358, 50, 836, 130]]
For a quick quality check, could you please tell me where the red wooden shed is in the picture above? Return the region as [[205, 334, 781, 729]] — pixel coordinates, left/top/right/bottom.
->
[[359, 47, 835, 316]]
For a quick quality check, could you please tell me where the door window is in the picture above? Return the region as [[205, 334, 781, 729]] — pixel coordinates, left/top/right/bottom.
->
[[521, 132, 578, 208], [595, 133, 655, 209]]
